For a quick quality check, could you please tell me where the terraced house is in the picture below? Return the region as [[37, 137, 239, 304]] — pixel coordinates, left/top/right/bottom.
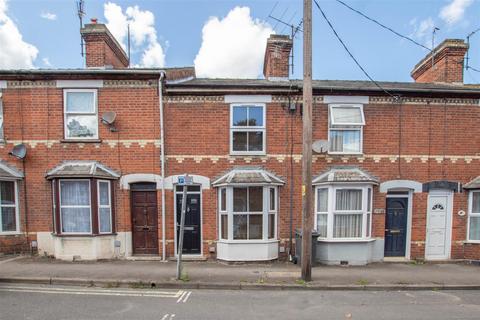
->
[[1, 21, 480, 265]]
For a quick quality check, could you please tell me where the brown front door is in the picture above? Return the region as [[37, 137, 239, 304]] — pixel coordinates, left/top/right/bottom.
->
[[131, 186, 158, 255]]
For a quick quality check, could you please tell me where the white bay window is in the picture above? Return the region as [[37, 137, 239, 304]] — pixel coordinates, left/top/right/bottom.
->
[[0, 181, 19, 234], [219, 186, 277, 241], [468, 191, 480, 241], [315, 185, 373, 240]]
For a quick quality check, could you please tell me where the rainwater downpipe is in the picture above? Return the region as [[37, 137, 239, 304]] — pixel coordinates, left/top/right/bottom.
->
[[159, 71, 167, 261]]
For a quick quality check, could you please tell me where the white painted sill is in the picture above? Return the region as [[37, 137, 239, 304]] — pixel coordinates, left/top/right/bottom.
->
[[317, 238, 375, 243], [217, 239, 279, 244], [464, 240, 480, 244], [229, 152, 267, 157], [328, 152, 364, 156], [0, 232, 23, 236]]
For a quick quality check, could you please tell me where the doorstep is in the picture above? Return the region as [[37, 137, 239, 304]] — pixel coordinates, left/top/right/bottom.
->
[[126, 255, 165, 261], [383, 257, 411, 263], [168, 256, 208, 262]]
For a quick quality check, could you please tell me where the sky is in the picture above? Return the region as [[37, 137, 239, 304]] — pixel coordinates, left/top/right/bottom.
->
[[0, 0, 479, 83]]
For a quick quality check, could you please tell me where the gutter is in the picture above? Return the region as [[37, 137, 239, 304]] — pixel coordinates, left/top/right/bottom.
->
[[159, 72, 167, 261]]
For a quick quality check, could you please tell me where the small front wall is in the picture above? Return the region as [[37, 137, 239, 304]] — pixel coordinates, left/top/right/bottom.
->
[[217, 241, 279, 261], [37, 232, 132, 261], [315, 239, 384, 265]]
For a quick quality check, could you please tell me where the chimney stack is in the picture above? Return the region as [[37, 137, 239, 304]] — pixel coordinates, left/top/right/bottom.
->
[[263, 35, 293, 80], [411, 39, 469, 84], [81, 20, 129, 69]]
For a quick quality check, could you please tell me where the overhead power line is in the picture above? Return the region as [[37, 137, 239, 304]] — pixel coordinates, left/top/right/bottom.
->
[[313, 0, 398, 99], [334, 0, 431, 52]]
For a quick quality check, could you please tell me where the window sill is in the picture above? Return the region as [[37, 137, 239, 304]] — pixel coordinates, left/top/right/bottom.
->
[[60, 139, 102, 143], [464, 240, 480, 244], [218, 239, 278, 244], [229, 153, 267, 157], [328, 152, 364, 156], [52, 233, 116, 238], [0, 232, 22, 236], [317, 238, 374, 243]]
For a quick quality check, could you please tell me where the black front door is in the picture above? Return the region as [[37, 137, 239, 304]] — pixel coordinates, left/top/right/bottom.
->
[[176, 192, 201, 254], [384, 198, 408, 257]]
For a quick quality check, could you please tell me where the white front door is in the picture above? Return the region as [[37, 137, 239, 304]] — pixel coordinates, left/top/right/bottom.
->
[[425, 191, 453, 260]]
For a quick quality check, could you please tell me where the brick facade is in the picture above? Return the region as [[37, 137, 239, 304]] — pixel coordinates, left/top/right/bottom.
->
[[1, 24, 479, 262]]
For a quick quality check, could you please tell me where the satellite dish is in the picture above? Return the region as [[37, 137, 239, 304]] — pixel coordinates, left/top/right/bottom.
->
[[101, 111, 117, 125], [9, 144, 27, 159], [312, 140, 328, 154]]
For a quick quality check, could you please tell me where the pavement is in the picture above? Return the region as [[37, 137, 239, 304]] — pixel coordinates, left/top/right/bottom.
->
[[0, 255, 480, 290], [1, 284, 480, 319]]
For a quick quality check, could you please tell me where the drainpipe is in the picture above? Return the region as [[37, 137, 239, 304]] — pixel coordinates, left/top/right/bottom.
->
[[159, 71, 167, 261]]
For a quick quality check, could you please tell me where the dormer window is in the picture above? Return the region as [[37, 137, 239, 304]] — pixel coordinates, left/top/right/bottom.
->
[[328, 104, 365, 154]]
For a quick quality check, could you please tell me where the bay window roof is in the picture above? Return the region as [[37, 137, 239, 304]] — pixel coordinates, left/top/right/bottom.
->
[[212, 167, 284, 187], [464, 176, 480, 190], [0, 160, 23, 180], [46, 161, 119, 180], [313, 167, 378, 185]]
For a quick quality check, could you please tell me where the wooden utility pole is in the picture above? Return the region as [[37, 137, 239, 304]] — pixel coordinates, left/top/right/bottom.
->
[[301, 0, 313, 282]]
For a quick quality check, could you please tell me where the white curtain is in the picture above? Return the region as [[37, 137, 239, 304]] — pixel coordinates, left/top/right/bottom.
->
[[336, 189, 362, 210], [316, 214, 327, 237], [317, 189, 328, 212], [334, 214, 362, 238], [60, 181, 91, 233], [98, 182, 111, 233]]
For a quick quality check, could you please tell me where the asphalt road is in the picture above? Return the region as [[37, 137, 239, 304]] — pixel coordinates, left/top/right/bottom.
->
[[0, 284, 479, 320]]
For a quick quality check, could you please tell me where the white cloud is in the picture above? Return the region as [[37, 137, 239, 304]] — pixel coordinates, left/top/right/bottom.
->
[[439, 0, 473, 26], [194, 6, 274, 78], [0, 0, 38, 68], [40, 11, 56, 21], [42, 57, 51, 67], [104, 2, 165, 67], [409, 17, 438, 49]]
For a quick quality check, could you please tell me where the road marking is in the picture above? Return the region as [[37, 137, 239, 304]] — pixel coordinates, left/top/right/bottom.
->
[[176, 290, 192, 303], [182, 291, 192, 303], [161, 314, 176, 320], [0, 285, 183, 299], [176, 291, 187, 303]]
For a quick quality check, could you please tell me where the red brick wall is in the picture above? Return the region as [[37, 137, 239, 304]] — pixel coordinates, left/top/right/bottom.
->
[[1, 84, 480, 261]]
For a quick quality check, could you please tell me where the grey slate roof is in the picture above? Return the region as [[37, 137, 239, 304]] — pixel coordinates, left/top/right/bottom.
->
[[212, 167, 284, 186], [167, 78, 480, 95], [313, 166, 379, 185], [0, 160, 23, 179], [46, 161, 119, 180], [463, 177, 480, 189]]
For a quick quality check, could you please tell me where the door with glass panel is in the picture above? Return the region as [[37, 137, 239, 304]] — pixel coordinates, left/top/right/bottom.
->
[[175, 185, 201, 255]]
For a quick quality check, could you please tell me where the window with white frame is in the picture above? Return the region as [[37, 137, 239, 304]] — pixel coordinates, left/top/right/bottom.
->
[[0, 181, 19, 233], [218, 186, 277, 241], [328, 104, 365, 154], [230, 104, 266, 154], [315, 185, 372, 239], [468, 191, 480, 241], [0, 91, 4, 141], [55, 179, 113, 235], [64, 89, 98, 140]]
